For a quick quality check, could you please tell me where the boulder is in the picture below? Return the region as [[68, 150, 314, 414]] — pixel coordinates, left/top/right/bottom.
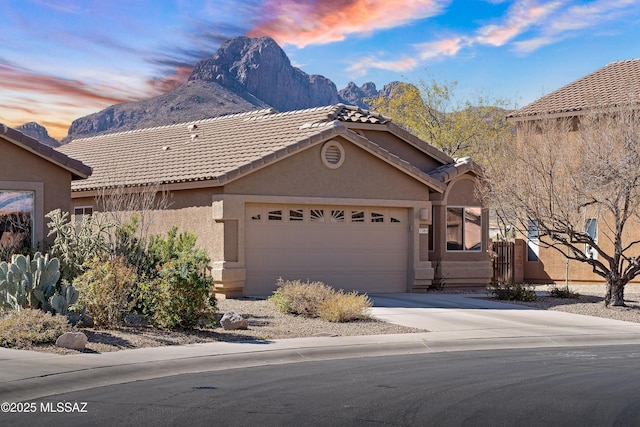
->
[[55, 332, 88, 351], [220, 312, 248, 330]]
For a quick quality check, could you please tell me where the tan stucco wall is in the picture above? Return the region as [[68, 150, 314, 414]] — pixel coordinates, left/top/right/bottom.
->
[[430, 176, 491, 287], [224, 137, 431, 201], [0, 137, 73, 246], [355, 129, 443, 173], [524, 214, 640, 285], [72, 187, 225, 263]]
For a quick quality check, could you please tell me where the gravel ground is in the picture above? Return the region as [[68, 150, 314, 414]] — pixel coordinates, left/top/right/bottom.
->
[[15, 283, 640, 355], [506, 283, 640, 323]]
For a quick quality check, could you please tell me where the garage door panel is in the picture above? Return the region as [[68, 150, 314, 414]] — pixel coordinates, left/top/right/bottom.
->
[[245, 204, 409, 296]]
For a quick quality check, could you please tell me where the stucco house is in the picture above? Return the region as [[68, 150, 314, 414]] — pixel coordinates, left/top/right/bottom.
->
[[506, 58, 640, 284], [0, 123, 91, 253], [58, 104, 490, 297]]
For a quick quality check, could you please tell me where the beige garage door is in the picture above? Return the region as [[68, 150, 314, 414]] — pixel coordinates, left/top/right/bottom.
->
[[244, 204, 409, 296]]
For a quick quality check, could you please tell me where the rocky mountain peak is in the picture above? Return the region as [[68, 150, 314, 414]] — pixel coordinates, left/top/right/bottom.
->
[[16, 122, 60, 147], [188, 36, 339, 112]]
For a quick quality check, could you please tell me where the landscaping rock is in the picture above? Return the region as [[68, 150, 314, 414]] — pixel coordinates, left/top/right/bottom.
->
[[55, 332, 88, 350], [220, 312, 248, 330], [68, 313, 94, 328]]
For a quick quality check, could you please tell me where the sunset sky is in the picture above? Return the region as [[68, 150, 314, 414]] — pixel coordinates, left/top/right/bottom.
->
[[1, 0, 639, 139]]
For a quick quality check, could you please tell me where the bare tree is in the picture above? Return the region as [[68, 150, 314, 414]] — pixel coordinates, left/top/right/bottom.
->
[[94, 180, 172, 271], [479, 103, 640, 306]]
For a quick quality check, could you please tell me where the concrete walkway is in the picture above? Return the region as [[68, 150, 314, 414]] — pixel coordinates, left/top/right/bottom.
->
[[2, 294, 640, 401]]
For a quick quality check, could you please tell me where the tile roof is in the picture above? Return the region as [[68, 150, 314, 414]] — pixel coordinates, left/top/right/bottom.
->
[[428, 157, 482, 183], [1, 123, 91, 180], [508, 58, 640, 120], [57, 104, 449, 192]]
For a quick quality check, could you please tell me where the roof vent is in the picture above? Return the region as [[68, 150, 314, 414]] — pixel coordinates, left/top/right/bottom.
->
[[321, 140, 345, 169]]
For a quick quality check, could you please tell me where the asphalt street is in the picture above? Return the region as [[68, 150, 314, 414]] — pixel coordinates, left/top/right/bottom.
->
[[3, 344, 640, 426]]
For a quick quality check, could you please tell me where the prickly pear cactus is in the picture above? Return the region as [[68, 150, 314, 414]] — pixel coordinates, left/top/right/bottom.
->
[[50, 283, 79, 315], [0, 252, 62, 312]]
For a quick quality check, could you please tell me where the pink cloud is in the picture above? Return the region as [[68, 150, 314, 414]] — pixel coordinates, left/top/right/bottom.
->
[[248, 0, 448, 48], [347, 55, 419, 77], [147, 65, 193, 93], [415, 37, 466, 60], [475, 0, 561, 46], [0, 64, 193, 139]]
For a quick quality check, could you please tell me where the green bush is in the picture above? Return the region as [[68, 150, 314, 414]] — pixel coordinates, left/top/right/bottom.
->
[[0, 309, 70, 348], [488, 282, 537, 302], [138, 249, 216, 329], [269, 278, 372, 322], [549, 285, 580, 299], [73, 257, 138, 328]]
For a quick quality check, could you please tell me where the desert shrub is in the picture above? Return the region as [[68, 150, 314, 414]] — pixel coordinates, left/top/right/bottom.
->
[[46, 209, 112, 283], [549, 285, 580, 299], [138, 249, 216, 329], [489, 282, 537, 302], [270, 278, 372, 322], [269, 278, 335, 317], [0, 309, 70, 348], [317, 290, 372, 322], [147, 227, 198, 267], [73, 257, 138, 328]]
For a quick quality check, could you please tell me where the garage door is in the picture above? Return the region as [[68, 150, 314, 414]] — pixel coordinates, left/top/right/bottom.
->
[[244, 204, 409, 296]]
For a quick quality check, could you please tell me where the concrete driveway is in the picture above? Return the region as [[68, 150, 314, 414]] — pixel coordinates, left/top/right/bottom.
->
[[369, 293, 640, 341]]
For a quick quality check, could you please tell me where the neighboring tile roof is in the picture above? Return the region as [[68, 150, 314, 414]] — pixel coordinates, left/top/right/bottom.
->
[[57, 104, 450, 192], [1, 123, 92, 180], [508, 58, 640, 120]]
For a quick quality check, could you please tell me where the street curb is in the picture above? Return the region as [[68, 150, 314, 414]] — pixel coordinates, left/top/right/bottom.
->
[[3, 332, 640, 401]]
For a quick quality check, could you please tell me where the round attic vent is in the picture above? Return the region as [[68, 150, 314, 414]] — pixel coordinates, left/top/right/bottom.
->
[[321, 140, 345, 169]]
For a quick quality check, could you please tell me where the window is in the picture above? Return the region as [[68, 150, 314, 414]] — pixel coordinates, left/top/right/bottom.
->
[[0, 190, 34, 251], [351, 211, 365, 222], [289, 209, 303, 221], [527, 219, 540, 262], [371, 212, 384, 223], [310, 209, 325, 222], [268, 210, 282, 221], [330, 210, 345, 223], [585, 218, 598, 259], [446, 207, 481, 251], [74, 206, 93, 220]]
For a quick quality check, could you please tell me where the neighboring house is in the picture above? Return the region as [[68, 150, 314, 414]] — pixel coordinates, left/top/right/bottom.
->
[[506, 58, 640, 284], [58, 104, 490, 297], [0, 123, 91, 252]]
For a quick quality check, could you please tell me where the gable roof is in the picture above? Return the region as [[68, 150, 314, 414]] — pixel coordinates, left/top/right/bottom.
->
[[507, 58, 640, 121], [1, 123, 91, 180], [57, 104, 454, 193]]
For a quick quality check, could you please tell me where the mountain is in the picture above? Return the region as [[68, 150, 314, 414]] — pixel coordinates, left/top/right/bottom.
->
[[65, 36, 345, 141], [16, 122, 60, 147], [189, 36, 340, 112], [338, 82, 379, 109], [39, 36, 399, 142]]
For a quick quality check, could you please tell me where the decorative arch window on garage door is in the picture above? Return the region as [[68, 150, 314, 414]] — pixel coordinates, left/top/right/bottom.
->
[[248, 206, 404, 225], [446, 207, 481, 251], [0, 190, 34, 252]]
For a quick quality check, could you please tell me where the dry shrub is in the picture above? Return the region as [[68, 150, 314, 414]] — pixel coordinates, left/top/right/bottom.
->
[[0, 309, 70, 348], [269, 278, 372, 322], [317, 290, 372, 322], [74, 257, 138, 328]]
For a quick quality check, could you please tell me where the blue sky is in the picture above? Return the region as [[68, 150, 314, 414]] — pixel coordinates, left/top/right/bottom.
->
[[1, 0, 639, 139]]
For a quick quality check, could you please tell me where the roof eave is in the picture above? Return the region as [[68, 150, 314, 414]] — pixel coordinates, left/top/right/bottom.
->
[[1, 124, 92, 179]]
